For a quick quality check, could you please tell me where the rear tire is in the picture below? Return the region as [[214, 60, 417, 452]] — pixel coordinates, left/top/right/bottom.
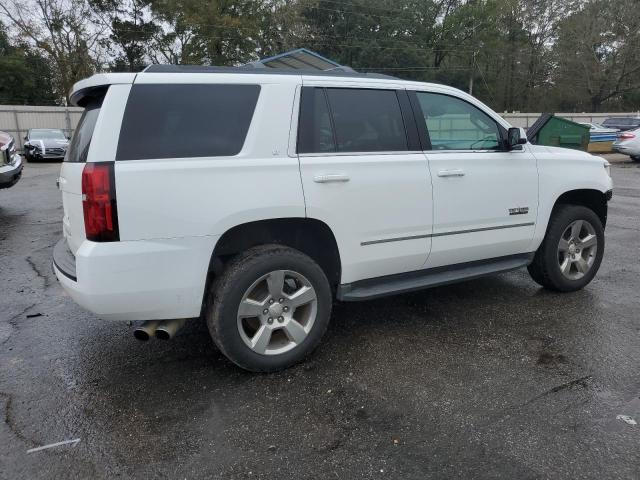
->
[[528, 205, 604, 292], [631, 156, 640, 162], [205, 245, 332, 372]]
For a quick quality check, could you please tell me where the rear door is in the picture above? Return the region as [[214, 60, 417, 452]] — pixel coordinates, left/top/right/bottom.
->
[[58, 97, 103, 254], [297, 85, 433, 284], [58, 83, 132, 254]]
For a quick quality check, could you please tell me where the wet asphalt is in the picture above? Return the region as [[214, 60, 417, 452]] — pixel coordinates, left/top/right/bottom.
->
[[1, 157, 639, 479]]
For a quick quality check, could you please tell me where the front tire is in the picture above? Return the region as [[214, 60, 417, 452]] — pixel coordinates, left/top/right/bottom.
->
[[205, 245, 332, 372], [528, 205, 604, 292], [631, 156, 640, 162]]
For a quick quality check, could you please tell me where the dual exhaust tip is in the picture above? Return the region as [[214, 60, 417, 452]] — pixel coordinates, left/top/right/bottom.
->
[[133, 319, 186, 341]]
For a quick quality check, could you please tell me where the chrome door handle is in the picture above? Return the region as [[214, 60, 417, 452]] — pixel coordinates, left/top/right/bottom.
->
[[313, 174, 350, 183], [437, 169, 465, 177]]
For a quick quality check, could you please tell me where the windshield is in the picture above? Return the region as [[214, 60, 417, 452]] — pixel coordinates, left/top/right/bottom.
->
[[30, 129, 67, 140]]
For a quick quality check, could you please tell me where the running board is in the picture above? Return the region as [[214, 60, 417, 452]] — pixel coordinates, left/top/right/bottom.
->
[[337, 253, 534, 302]]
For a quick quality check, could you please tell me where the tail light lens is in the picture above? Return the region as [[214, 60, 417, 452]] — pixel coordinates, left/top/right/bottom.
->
[[82, 162, 119, 242], [617, 132, 635, 139]]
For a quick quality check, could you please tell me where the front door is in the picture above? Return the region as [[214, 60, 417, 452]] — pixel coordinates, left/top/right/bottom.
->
[[411, 90, 539, 268]]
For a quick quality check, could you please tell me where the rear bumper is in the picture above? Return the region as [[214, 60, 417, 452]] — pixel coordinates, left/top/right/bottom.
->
[[52, 235, 218, 321], [612, 144, 640, 156], [0, 155, 23, 189]]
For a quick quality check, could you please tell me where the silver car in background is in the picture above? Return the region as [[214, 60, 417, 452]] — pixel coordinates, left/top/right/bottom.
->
[[612, 128, 640, 161]]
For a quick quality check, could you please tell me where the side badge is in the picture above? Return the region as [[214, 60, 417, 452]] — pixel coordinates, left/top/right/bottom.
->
[[509, 207, 529, 216]]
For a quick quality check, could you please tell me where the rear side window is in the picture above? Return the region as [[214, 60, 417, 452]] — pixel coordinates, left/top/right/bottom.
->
[[297, 87, 408, 154], [116, 84, 260, 160], [298, 88, 335, 154], [66, 98, 102, 163], [326, 88, 408, 152]]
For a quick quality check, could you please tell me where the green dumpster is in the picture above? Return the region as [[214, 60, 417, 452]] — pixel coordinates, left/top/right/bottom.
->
[[527, 114, 590, 151]]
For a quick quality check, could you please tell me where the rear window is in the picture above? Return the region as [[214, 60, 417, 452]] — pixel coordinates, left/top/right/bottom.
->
[[116, 84, 260, 160], [66, 99, 101, 163]]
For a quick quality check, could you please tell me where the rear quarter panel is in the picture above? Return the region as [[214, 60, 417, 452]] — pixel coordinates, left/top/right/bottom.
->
[[114, 77, 305, 240]]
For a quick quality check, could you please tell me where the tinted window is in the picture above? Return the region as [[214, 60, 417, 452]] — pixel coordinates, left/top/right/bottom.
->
[[117, 84, 260, 160], [325, 88, 408, 152], [298, 87, 335, 154], [66, 99, 101, 163], [415, 92, 501, 150]]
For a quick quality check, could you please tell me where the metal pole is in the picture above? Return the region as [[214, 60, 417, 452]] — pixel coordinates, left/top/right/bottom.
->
[[13, 110, 22, 150], [64, 108, 72, 137]]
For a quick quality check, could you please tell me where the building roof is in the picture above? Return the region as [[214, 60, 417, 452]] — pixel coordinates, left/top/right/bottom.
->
[[248, 48, 345, 71]]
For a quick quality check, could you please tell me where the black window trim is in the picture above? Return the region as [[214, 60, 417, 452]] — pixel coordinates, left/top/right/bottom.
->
[[297, 86, 422, 156], [410, 90, 509, 152]]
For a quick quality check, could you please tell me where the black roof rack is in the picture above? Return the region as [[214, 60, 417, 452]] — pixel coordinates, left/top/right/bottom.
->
[[144, 64, 399, 80]]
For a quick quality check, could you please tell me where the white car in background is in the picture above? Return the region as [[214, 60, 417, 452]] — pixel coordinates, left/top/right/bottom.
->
[[612, 128, 640, 161], [53, 66, 613, 372]]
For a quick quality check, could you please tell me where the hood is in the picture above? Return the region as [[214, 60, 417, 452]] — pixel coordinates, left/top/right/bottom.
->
[[527, 144, 605, 164], [29, 138, 69, 149]]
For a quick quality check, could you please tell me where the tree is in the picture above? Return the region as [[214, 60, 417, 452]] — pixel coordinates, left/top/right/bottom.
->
[[0, 0, 104, 103], [148, 0, 270, 66], [0, 22, 57, 104], [553, 0, 640, 112], [90, 0, 159, 71]]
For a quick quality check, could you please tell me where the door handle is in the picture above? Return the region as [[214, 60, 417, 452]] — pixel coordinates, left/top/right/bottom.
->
[[437, 169, 465, 177], [313, 174, 350, 183]]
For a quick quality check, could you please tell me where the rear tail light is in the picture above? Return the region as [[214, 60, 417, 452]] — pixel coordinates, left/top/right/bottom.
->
[[617, 132, 635, 139], [82, 162, 119, 242]]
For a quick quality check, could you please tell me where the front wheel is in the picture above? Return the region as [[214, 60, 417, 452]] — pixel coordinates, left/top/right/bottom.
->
[[528, 205, 604, 292], [205, 245, 332, 372], [631, 156, 640, 162]]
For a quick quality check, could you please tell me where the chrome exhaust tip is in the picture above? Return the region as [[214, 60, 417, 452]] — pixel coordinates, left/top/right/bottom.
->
[[155, 319, 186, 340], [133, 320, 160, 341]]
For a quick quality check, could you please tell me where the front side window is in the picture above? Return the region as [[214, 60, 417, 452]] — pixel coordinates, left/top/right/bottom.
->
[[116, 84, 260, 160], [415, 92, 501, 151]]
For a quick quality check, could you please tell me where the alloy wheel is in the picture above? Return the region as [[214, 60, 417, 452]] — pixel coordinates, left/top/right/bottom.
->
[[557, 219, 598, 280], [236, 270, 318, 355]]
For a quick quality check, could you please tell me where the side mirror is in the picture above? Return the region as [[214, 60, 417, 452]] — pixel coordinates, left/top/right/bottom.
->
[[23, 143, 32, 150], [507, 127, 527, 150]]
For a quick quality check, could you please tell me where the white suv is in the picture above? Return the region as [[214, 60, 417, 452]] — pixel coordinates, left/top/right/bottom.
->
[[53, 66, 613, 371]]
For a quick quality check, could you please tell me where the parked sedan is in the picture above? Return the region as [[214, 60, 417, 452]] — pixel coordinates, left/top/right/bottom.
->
[[0, 131, 23, 190], [612, 128, 640, 161], [23, 128, 69, 162], [601, 117, 640, 132]]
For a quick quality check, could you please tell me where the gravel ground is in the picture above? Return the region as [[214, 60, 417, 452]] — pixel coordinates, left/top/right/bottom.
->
[[1, 156, 638, 479]]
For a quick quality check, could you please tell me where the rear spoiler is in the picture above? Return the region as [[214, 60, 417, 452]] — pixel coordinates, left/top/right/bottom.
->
[[69, 73, 137, 107]]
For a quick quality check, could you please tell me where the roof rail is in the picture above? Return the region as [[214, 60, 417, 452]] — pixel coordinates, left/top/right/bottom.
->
[[143, 64, 398, 80]]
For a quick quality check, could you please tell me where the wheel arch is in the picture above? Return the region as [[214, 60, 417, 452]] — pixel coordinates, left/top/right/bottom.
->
[[206, 218, 342, 298], [552, 188, 609, 228]]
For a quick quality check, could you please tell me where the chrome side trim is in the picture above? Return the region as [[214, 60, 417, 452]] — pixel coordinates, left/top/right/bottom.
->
[[361, 234, 431, 246], [361, 222, 535, 246]]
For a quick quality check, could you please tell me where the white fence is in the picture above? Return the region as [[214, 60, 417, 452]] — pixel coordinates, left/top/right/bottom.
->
[[501, 112, 640, 128], [1, 104, 639, 151], [0, 105, 84, 150]]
